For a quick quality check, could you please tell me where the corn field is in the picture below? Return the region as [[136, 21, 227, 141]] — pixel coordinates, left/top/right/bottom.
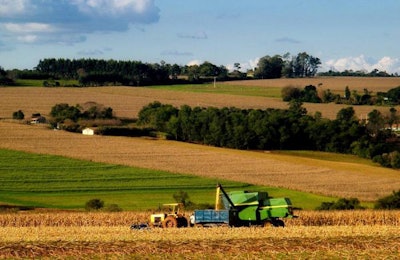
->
[[0, 210, 399, 259], [0, 210, 399, 227]]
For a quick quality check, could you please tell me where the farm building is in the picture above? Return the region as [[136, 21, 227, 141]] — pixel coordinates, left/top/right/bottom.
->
[[30, 116, 46, 124], [82, 128, 95, 135]]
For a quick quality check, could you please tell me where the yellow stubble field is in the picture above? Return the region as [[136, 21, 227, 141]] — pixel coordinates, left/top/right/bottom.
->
[[0, 210, 399, 259]]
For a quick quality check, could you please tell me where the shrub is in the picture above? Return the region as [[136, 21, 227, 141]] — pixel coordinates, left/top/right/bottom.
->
[[172, 190, 192, 207], [85, 199, 104, 211], [316, 198, 364, 210], [374, 190, 400, 209], [281, 86, 301, 101], [12, 110, 24, 120]]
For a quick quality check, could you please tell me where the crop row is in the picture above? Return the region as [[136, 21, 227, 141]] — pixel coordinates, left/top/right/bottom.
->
[[1, 225, 399, 259], [0, 210, 399, 227]]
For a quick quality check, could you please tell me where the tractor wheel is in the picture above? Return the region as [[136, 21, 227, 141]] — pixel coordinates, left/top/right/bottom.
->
[[177, 217, 188, 228], [162, 216, 178, 228]]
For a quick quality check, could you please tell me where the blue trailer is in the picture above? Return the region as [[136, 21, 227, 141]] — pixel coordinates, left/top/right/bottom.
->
[[193, 209, 230, 226]]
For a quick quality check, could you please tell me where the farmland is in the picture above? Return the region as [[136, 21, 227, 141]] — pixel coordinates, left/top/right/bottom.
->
[[0, 211, 399, 259], [1, 78, 400, 203], [1, 77, 400, 259], [1, 121, 399, 203], [1, 77, 400, 121], [222, 76, 400, 93], [2, 148, 317, 210]]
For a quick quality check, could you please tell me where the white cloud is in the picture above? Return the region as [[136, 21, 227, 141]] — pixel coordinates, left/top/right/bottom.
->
[[3, 23, 54, 33], [226, 58, 259, 72], [0, 0, 160, 47], [325, 55, 400, 74], [374, 56, 400, 73], [187, 60, 202, 66], [72, 0, 158, 16], [0, 0, 30, 16]]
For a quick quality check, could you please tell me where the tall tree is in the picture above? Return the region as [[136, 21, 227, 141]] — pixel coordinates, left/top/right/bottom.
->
[[254, 55, 284, 79], [0, 66, 14, 85], [367, 109, 385, 137], [283, 52, 321, 78]]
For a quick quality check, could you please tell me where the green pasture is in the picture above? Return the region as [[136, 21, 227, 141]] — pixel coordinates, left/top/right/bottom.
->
[[12, 80, 283, 98], [0, 149, 335, 211], [149, 83, 282, 98]]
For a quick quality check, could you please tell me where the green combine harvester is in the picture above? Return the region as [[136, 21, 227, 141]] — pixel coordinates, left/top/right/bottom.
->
[[192, 184, 296, 227]]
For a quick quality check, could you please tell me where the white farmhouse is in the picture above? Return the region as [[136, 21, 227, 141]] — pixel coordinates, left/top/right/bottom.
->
[[82, 128, 95, 135]]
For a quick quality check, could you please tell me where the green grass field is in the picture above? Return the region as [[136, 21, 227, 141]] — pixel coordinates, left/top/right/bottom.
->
[[0, 149, 335, 211], [150, 83, 282, 98]]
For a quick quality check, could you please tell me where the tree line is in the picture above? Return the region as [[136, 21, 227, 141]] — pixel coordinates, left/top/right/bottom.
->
[[137, 101, 400, 168], [34, 58, 231, 86], [1, 51, 325, 87], [319, 68, 397, 77], [282, 85, 400, 106], [3, 52, 399, 87]]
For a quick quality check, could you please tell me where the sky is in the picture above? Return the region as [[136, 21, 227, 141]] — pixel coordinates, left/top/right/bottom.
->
[[0, 0, 399, 73]]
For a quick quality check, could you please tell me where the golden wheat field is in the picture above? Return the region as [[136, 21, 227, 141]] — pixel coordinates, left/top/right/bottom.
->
[[0, 211, 399, 259], [0, 81, 398, 121]]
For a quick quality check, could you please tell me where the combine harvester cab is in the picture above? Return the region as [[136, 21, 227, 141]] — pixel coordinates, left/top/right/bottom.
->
[[193, 184, 295, 227]]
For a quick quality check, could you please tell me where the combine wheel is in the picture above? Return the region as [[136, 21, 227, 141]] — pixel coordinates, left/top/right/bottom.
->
[[263, 221, 271, 228], [270, 219, 285, 227], [162, 216, 178, 228]]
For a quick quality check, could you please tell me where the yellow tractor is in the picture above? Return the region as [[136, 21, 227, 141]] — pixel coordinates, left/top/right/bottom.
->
[[149, 203, 188, 228]]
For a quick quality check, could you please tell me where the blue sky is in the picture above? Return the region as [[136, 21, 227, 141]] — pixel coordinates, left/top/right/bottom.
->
[[0, 0, 399, 73]]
